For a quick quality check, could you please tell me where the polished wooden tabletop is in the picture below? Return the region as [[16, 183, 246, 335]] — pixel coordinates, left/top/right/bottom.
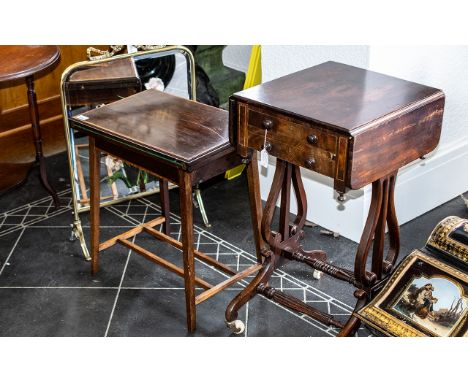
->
[[234, 61, 443, 133], [0, 45, 60, 82], [69, 58, 137, 82], [71, 89, 230, 165]]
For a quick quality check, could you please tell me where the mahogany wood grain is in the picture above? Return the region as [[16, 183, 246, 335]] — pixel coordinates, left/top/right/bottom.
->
[[143, 226, 237, 276], [337, 289, 368, 337], [227, 60, 445, 336], [75, 88, 266, 332], [260, 159, 286, 246], [26, 75, 59, 207], [0, 46, 107, 193], [72, 89, 230, 166], [0, 45, 105, 110], [0, 46, 59, 82], [257, 284, 344, 328], [384, 174, 400, 273], [66, 58, 141, 106], [68, 59, 137, 82], [279, 162, 292, 241], [246, 151, 266, 263], [0, 46, 63, 203], [234, 61, 442, 132], [179, 170, 196, 332], [195, 263, 262, 305], [349, 96, 444, 189], [98, 216, 165, 251], [232, 61, 445, 192], [226, 250, 276, 323], [159, 179, 171, 235], [118, 238, 213, 290]]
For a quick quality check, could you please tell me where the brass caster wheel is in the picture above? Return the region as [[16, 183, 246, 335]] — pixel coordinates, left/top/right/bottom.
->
[[313, 270, 322, 280], [226, 319, 245, 334]]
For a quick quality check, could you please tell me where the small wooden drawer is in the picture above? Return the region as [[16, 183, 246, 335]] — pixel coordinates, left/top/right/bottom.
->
[[242, 105, 339, 178]]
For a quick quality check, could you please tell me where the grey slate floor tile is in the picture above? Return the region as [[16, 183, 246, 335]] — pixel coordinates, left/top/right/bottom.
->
[[0, 152, 466, 336]]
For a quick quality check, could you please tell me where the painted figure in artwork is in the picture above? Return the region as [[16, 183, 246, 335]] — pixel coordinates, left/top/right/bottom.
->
[[393, 276, 467, 336], [412, 283, 438, 319]]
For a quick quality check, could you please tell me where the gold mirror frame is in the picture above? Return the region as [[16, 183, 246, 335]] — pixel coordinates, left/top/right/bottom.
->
[[60, 45, 197, 260]]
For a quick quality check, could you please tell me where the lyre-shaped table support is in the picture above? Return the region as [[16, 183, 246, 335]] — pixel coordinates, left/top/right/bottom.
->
[[226, 158, 400, 336]]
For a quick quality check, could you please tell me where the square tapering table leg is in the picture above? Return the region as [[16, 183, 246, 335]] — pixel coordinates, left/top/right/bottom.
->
[[179, 170, 196, 332], [159, 178, 171, 235], [89, 137, 101, 275], [246, 151, 265, 263]]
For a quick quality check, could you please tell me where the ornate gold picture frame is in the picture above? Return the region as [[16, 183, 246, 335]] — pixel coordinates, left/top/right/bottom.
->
[[427, 216, 468, 264], [356, 250, 468, 337]]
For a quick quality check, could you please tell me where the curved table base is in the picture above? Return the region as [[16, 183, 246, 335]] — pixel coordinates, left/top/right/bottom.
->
[[226, 158, 400, 336]]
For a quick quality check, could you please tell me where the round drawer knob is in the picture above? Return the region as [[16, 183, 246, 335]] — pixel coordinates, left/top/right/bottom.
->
[[264, 141, 272, 152], [307, 134, 318, 144], [305, 158, 316, 169], [262, 119, 273, 130]]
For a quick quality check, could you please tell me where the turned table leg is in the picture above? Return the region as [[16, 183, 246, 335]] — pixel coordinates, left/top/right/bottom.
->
[[26, 75, 60, 208]]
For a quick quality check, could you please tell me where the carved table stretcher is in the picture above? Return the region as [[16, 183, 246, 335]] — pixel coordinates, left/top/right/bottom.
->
[[226, 61, 445, 336], [69, 89, 263, 332]]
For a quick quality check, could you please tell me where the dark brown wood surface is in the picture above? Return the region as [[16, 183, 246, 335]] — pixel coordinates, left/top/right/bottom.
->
[[234, 61, 442, 133], [72, 89, 230, 166], [349, 95, 444, 189], [65, 58, 141, 106], [0, 46, 100, 194], [68, 58, 137, 82], [0, 45, 62, 205], [0, 46, 60, 82], [227, 60, 446, 336], [232, 61, 445, 191]]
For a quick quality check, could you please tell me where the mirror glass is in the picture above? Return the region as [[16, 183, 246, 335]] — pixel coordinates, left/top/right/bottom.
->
[[62, 48, 193, 211]]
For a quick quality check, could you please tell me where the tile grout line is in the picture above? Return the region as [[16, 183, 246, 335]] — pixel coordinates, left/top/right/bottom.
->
[[138, 197, 356, 335], [102, 197, 356, 335], [148, 198, 355, 311], [0, 188, 70, 218], [0, 228, 25, 276], [0, 191, 360, 337], [103, 236, 134, 337], [104, 199, 151, 337]]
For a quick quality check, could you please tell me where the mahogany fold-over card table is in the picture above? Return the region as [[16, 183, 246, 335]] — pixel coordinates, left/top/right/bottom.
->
[[227, 61, 445, 336], [70, 89, 263, 333]]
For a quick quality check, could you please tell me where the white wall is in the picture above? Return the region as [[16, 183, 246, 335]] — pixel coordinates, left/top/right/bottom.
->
[[260, 45, 468, 242], [223, 45, 252, 73], [262, 45, 369, 81], [368, 46, 468, 150], [368, 46, 468, 232]]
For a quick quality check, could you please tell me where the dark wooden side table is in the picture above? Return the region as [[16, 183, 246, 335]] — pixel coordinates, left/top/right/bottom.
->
[[0, 45, 61, 207], [226, 61, 445, 336], [70, 89, 264, 333]]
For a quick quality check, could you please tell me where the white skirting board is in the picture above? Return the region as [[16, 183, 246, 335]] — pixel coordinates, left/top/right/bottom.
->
[[257, 138, 468, 243]]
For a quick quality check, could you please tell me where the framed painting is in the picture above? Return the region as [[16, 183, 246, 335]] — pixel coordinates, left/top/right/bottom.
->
[[357, 250, 468, 337]]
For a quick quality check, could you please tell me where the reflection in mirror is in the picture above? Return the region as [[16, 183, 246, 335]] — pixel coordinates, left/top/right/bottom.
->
[[61, 47, 194, 212]]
